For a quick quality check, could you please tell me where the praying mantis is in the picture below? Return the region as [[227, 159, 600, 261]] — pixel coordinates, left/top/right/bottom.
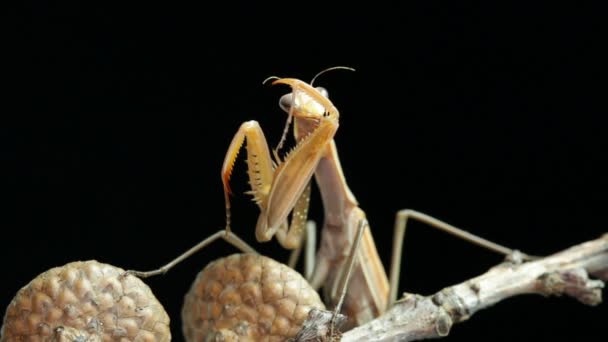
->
[[219, 69, 534, 328], [130, 69, 533, 338]]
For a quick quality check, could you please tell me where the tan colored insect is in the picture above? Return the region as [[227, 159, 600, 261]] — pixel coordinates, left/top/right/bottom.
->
[[220, 71, 534, 328], [130, 70, 532, 339]]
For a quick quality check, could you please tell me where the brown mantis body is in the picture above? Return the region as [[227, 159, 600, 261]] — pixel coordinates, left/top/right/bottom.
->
[[131, 72, 531, 338], [220, 74, 530, 328]]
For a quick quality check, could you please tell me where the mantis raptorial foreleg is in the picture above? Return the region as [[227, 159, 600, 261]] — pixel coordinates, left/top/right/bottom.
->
[[387, 209, 539, 306], [277, 181, 312, 248], [221, 120, 274, 235], [221, 120, 313, 249]]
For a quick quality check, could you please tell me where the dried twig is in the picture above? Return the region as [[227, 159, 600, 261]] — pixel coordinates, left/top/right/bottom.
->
[[298, 234, 608, 341]]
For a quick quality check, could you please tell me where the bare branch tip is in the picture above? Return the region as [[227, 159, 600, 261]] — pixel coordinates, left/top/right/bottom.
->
[[538, 269, 604, 306]]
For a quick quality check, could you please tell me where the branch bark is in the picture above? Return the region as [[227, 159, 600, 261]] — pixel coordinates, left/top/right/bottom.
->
[[299, 234, 608, 341], [339, 233, 608, 341]]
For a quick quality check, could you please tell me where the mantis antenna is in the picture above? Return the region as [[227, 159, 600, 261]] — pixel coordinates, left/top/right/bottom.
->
[[310, 66, 356, 86], [263, 65, 356, 87], [262, 75, 280, 85]]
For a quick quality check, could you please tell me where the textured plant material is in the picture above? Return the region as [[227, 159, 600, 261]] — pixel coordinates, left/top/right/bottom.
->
[[1, 260, 170, 342], [182, 253, 325, 342], [338, 234, 608, 341]]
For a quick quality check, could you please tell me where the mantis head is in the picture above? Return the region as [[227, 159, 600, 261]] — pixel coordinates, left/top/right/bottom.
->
[[272, 78, 339, 121]]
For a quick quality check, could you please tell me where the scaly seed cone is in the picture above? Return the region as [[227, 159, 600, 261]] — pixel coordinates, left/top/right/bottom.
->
[[1, 260, 170, 342], [182, 253, 325, 342]]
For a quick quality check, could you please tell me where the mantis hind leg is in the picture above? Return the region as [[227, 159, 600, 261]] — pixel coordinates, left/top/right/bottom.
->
[[221, 121, 317, 249], [387, 209, 538, 307]]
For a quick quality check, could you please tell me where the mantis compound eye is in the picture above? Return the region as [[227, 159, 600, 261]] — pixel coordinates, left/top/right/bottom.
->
[[316, 86, 329, 98], [278, 87, 329, 113], [278, 93, 292, 113]]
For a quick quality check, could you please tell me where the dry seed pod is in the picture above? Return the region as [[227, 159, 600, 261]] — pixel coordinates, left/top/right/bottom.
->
[[182, 253, 325, 342], [1, 260, 170, 342]]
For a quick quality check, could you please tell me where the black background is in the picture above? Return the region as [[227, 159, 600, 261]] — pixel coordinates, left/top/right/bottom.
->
[[4, 2, 606, 341]]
